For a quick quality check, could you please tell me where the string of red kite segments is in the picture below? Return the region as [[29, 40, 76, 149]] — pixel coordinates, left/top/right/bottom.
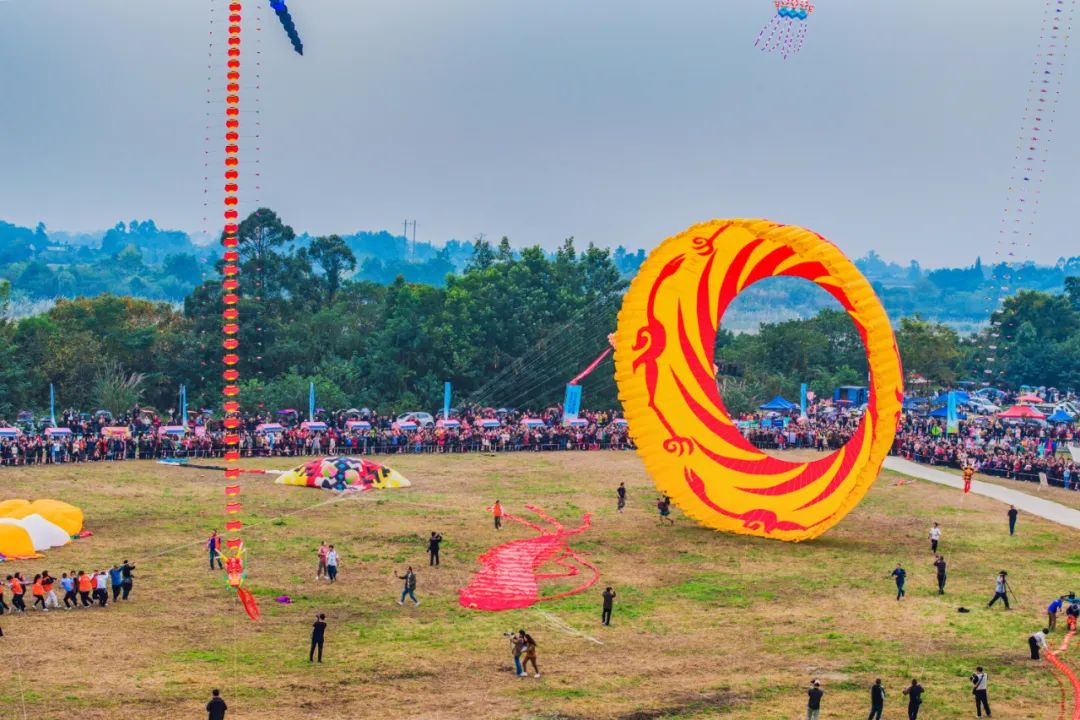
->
[[219, 1, 260, 623], [1045, 629, 1080, 720], [984, 0, 1076, 386]]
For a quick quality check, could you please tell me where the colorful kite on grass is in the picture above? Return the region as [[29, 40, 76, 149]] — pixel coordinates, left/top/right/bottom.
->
[[275, 456, 411, 492]]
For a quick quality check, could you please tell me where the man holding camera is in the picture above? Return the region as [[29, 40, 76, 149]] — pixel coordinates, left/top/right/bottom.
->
[[971, 667, 990, 717]]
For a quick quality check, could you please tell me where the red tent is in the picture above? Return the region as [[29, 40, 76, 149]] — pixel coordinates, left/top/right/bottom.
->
[[998, 405, 1046, 420], [1015, 393, 1043, 404]]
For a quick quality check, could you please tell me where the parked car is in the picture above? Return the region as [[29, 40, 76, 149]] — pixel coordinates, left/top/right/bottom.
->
[[396, 412, 435, 428], [966, 397, 1000, 415]]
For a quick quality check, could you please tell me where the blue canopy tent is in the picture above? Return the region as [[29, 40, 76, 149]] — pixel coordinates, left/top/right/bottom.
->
[[929, 406, 968, 420], [759, 395, 797, 412], [1047, 409, 1075, 424], [932, 391, 971, 406]]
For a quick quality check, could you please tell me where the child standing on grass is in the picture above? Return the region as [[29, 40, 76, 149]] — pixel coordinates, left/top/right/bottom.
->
[[933, 555, 947, 595], [928, 522, 941, 553], [492, 500, 503, 530], [617, 483, 626, 513]]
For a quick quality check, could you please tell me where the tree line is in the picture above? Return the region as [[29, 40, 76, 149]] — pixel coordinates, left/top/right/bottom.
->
[[1, 208, 1078, 421]]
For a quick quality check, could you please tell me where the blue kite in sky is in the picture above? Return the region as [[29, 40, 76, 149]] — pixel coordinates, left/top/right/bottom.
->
[[270, 0, 303, 55]]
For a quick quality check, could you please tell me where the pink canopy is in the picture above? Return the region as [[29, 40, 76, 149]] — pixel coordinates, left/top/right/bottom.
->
[[999, 405, 1046, 420], [1015, 393, 1044, 403]]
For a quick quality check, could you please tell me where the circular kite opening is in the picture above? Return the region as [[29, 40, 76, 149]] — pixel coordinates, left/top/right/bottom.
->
[[714, 275, 867, 461], [614, 219, 903, 541]]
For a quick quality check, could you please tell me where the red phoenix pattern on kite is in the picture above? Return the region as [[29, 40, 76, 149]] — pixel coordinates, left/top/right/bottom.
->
[[458, 505, 599, 612]]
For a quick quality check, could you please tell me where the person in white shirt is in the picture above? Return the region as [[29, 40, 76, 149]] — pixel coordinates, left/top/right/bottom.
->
[[928, 522, 941, 553], [971, 666, 990, 717], [94, 569, 109, 607], [1030, 628, 1049, 659], [326, 546, 338, 583]]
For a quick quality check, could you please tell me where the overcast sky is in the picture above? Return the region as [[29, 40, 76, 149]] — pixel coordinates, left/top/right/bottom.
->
[[1, 0, 1076, 265]]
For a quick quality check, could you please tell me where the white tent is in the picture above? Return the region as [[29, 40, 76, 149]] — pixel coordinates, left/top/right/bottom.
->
[[0, 514, 71, 551]]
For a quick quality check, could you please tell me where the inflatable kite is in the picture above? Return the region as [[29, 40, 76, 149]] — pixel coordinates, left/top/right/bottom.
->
[[613, 219, 903, 542], [459, 505, 598, 611], [275, 456, 411, 492], [755, 0, 814, 58], [269, 0, 304, 55], [0, 499, 85, 560]]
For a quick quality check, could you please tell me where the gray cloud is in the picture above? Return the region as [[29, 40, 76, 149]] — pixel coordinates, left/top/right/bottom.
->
[[0, 0, 1076, 264]]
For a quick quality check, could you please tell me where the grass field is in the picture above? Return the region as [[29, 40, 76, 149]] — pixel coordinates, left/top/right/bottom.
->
[[1, 452, 1075, 720]]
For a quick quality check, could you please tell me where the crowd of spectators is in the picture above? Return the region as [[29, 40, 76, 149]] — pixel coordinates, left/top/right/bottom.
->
[[892, 415, 1078, 488], [738, 399, 1079, 491], [0, 406, 632, 466]]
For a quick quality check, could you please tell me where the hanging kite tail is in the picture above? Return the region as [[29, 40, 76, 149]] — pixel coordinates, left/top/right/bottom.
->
[[569, 347, 613, 385], [237, 587, 261, 622]]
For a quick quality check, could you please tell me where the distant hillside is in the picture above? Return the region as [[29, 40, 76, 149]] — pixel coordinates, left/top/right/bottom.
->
[[2, 217, 1076, 330]]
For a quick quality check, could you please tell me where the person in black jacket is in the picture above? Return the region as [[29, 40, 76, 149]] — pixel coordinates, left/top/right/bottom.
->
[[119, 560, 135, 600], [868, 678, 885, 720], [806, 680, 823, 720], [428, 532, 442, 567], [309, 613, 327, 662], [933, 555, 947, 595], [601, 587, 616, 626], [903, 679, 924, 720], [207, 689, 227, 720]]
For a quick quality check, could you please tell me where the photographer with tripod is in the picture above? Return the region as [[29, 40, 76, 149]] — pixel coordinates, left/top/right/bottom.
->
[[987, 571, 1012, 610]]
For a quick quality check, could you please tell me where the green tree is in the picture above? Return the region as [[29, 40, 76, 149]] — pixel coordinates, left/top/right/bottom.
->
[[895, 317, 962, 385]]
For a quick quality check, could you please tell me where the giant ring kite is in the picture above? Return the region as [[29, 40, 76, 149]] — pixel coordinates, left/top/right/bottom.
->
[[614, 219, 903, 542]]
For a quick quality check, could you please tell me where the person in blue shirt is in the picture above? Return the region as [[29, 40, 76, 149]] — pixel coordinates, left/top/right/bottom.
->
[[891, 564, 906, 601], [109, 565, 124, 602], [60, 572, 76, 609], [1048, 595, 1066, 632]]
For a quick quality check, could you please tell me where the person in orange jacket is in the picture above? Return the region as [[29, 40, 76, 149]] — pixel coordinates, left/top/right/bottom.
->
[[77, 570, 93, 607], [492, 500, 504, 530], [7, 574, 26, 612], [30, 574, 46, 611]]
